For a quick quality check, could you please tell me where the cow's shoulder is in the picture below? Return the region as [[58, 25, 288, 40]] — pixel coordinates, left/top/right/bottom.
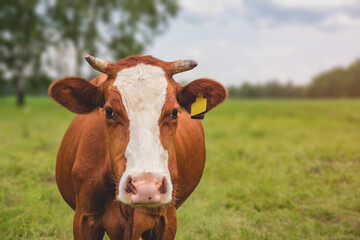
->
[[69, 111, 113, 211]]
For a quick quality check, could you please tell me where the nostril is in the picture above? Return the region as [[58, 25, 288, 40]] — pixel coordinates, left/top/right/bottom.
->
[[159, 177, 167, 194], [125, 177, 137, 194]]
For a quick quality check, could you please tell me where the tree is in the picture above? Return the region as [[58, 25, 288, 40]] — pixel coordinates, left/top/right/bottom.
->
[[0, 0, 47, 105], [0, 0, 179, 105], [48, 0, 178, 76], [307, 67, 348, 98], [347, 59, 360, 97]]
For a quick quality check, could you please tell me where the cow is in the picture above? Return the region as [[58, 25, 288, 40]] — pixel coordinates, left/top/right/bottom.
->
[[49, 55, 227, 240]]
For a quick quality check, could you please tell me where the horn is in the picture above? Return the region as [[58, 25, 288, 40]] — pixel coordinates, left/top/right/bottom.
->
[[85, 55, 109, 73], [172, 59, 198, 74]]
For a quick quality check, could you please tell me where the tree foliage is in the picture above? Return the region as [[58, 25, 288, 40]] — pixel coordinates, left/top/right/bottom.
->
[[0, 0, 179, 104], [228, 59, 360, 98], [306, 59, 360, 98], [228, 81, 305, 98], [49, 0, 178, 75], [0, 0, 47, 104]]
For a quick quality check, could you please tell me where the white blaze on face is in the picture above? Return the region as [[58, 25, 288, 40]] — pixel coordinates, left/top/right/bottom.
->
[[113, 63, 172, 204]]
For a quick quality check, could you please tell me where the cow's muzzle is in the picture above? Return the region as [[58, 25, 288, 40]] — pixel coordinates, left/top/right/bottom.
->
[[125, 176, 167, 205]]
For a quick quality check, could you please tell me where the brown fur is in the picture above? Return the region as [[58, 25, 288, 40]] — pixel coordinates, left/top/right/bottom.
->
[[49, 77, 105, 114], [49, 55, 227, 240]]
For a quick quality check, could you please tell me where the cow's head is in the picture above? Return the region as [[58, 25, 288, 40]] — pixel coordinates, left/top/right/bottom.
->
[[49, 55, 226, 207]]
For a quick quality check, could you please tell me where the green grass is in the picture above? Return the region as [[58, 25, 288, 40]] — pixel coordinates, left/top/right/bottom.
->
[[1, 97, 360, 239]]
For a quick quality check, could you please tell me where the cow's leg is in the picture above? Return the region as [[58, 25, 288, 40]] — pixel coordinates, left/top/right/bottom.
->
[[141, 205, 177, 240], [73, 210, 105, 240]]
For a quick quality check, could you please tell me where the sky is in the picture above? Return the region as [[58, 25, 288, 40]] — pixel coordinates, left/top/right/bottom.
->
[[145, 0, 360, 86]]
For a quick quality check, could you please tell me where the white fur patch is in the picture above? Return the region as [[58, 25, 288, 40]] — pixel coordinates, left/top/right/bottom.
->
[[113, 64, 172, 204]]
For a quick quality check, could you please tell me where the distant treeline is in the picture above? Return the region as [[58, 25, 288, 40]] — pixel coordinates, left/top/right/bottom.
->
[[1, 59, 360, 98], [0, 73, 52, 96], [228, 59, 360, 98]]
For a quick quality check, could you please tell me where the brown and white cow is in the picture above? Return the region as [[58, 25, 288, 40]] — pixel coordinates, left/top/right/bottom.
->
[[49, 55, 226, 240]]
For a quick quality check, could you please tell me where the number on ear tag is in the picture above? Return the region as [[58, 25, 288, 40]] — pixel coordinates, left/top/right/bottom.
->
[[191, 94, 207, 119]]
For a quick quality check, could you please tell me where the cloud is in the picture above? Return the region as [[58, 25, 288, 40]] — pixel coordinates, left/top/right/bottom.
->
[[244, 0, 360, 29], [180, 0, 245, 16], [147, 1, 360, 86], [178, 0, 360, 29], [320, 12, 360, 29], [245, 1, 324, 26], [270, 0, 358, 10]]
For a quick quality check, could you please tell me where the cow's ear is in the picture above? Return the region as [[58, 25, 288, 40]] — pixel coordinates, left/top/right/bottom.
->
[[176, 78, 227, 117], [48, 77, 104, 114]]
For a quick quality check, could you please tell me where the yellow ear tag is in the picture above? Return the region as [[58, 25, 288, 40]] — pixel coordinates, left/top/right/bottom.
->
[[191, 94, 207, 119]]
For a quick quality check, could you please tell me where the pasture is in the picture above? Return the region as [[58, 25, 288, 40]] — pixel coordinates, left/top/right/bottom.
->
[[0, 97, 360, 239]]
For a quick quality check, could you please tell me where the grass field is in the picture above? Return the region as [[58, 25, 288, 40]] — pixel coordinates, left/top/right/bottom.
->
[[1, 97, 360, 239]]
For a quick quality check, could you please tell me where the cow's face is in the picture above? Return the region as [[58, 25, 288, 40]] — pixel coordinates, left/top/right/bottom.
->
[[49, 55, 226, 207], [104, 62, 179, 206]]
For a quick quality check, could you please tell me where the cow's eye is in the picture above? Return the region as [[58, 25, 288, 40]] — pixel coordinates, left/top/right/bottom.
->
[[105, 107, 115, 119], [170, 108, 178, 120]]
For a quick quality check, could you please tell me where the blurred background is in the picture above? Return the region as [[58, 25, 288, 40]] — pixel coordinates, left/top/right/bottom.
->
[[1, 0, 360, 239], [1, 0, 360, 103]]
